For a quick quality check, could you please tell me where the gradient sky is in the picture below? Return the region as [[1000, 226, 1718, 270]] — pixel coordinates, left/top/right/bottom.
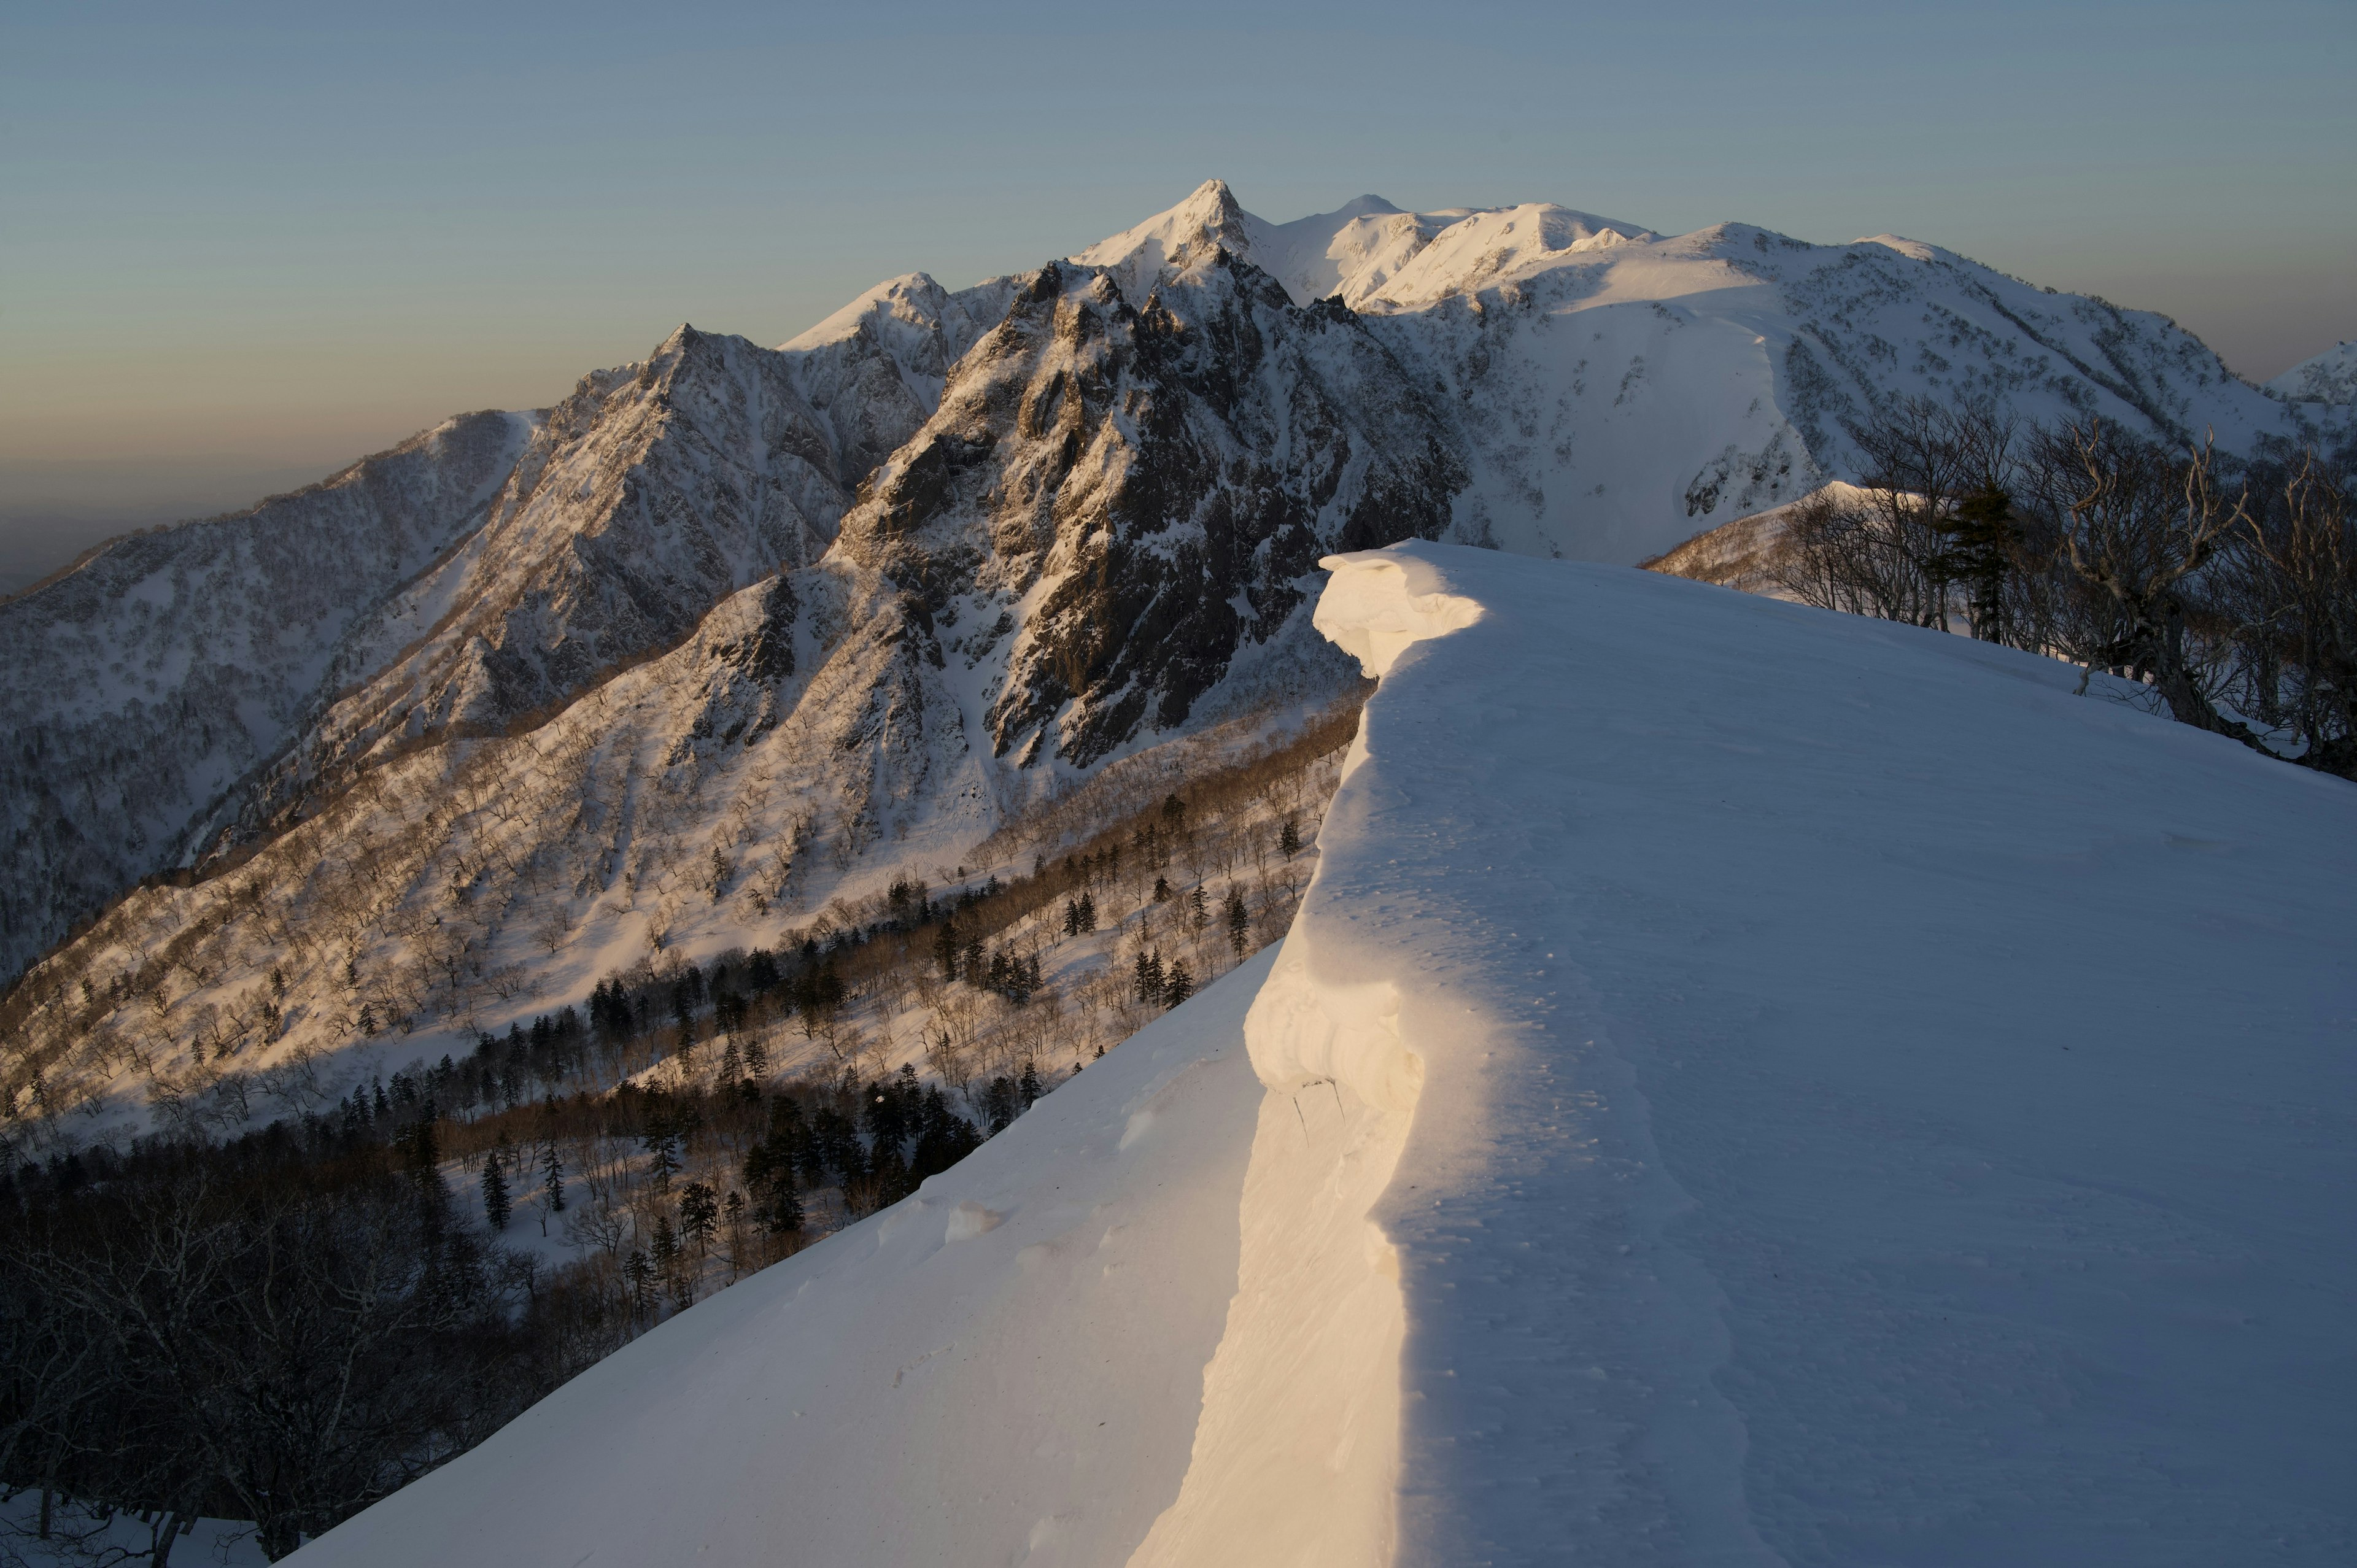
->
[[4, 0, 2351, 585]]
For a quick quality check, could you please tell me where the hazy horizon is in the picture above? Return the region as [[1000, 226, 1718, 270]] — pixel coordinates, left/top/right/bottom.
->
[[6, 0, 2351, 590]]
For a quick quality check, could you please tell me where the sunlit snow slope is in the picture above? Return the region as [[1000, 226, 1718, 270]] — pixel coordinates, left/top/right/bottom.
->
[[299, 547, 2357, 1566]]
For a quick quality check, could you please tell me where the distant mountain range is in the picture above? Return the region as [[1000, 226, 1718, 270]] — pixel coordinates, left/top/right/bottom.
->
[[4, 181, 2350, 1136]]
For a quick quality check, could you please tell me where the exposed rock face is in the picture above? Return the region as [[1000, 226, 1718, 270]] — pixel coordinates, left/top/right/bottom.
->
[[845, 245, 1463, 767]]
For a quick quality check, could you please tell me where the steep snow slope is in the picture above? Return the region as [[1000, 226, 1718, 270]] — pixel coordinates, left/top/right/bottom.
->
[[288, 946, 1277, 1568], [0, 411, 533, 979], [304, 547, 2350, 1565]]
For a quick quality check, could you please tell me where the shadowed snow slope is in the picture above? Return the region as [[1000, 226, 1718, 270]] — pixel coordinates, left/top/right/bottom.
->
[[1278, 544, 2355, 1564], [292, 948, 1274, 1568], [306, 546, 2353, 1566]]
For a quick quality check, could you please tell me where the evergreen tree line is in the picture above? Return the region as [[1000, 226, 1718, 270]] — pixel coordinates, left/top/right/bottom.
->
[[1759, 399, 2357, 776], [0, 1050, 1057, 1564]]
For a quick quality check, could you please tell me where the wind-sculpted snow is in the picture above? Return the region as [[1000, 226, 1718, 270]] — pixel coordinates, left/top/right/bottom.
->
[[0, 411, 533, 982], [287, 949, 1279, 1568], [1244, 543, 2354, 1562], [255, 547, 2357, 1566]]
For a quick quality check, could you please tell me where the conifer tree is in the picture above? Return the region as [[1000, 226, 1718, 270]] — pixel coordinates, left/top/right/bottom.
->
[[679, 1182, 719, 1261], [651, 1213, 680, 1288], [1018, 1060, 1042, 1109], [644, 1115, 681, 1192], [481, 1145, 511, 1232], [981, 1076, 1019, 1134], [624, 1249, 656, 1319], [1279, 817, 1301, 859], [540, 1140, 565, 1215], [1164, 958, 1194, 1007], [1225, 886, 1251, 961]]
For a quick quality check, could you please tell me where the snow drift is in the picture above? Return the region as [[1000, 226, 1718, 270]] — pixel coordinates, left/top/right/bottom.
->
[[295, 545, 2353, 1565]]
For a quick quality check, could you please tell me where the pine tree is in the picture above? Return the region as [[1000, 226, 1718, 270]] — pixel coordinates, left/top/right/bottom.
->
[[1077, 892, 1097, 932], [1937, 480, 2018, 643], [1164, 958, 1194, 1007], [644, 1115, 681, 1192], [981, 1076, 1019, 1134], [935, 919, 961, 981], [481, 1145, 511, 1232], [541, 1140, 565, 1215], [679, 1181, 719, 1260], [1018, 1060, 1042, 1109], [1279, 817, 1301, 859], [1225, 886, 1251, 961], [651, 1213, 680, 1280]]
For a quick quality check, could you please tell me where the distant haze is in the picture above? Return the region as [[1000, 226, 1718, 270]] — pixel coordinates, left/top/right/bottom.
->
[[6, 0, 2350, 586]]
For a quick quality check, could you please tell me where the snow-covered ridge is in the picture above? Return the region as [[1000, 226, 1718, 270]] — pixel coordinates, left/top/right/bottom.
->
[[2269, 339, 2357, 405], [289, 546, 2355, 1564]]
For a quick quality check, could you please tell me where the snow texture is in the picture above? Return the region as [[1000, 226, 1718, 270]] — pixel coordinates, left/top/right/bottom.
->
[[294, 546, 2352, 1565], [291, 947, 1277, 1568]]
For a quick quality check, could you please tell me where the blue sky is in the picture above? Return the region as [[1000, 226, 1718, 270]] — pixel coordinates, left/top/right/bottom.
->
[[3, 0, 2350, 580]]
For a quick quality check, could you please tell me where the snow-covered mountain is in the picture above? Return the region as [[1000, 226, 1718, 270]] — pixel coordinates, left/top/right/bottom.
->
[[288, 546, 2357, 1566], [0, 299, 994, 982], [2270, 339, 2357, 406], [4, 180, 2346, 1122], [0, 412, 533, 984]]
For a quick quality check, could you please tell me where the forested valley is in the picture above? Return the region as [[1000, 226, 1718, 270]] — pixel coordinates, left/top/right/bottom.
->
[[0, 697, 1361, 1564]]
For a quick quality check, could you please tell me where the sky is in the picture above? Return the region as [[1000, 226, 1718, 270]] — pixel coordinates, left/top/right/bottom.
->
[[4, 0, 2351, 588]]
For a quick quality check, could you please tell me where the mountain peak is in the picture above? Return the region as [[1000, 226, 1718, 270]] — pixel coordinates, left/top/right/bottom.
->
[[1070, 179, 1256, 303]]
